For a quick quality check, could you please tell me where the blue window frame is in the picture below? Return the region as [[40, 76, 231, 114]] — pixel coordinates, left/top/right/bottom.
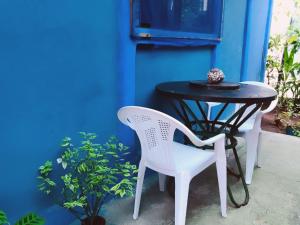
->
[[131, 0, 224, 46]]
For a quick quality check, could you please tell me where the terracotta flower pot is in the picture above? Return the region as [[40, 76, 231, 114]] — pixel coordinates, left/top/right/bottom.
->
[[81, 216, 106, 225]]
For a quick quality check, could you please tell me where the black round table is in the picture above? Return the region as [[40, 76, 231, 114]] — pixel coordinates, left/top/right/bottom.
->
[[156, 81, 276, 103], [156, 81, 277, 208]]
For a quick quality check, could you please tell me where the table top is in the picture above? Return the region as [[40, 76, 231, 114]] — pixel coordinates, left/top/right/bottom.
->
[[156, 81, 277, 103]]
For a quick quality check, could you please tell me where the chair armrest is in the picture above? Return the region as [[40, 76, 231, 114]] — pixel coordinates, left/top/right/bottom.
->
[[261, 98, 278, 114], [174, 122, 204, 147], [174, 118, 225, 147], [201, 133, 226, 146]]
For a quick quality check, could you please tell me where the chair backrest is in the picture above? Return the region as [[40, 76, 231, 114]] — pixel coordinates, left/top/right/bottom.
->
[[237, 81, 278, 116], [118, 106, 180, 172], [247, 82, 278, 114], [206, 81, 277, 123]]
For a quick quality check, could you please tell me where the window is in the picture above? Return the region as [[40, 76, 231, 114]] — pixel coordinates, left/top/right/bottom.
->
[[131, 0, 224, 46]]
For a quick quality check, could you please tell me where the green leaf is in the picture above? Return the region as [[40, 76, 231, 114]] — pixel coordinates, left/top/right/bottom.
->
[[45, 178, 56, 187], [89, 152, 97, 158], [288, 35, 298, 44], [102, 185, 110, 192], [63, 196, 87, 209], [38, 161, 53, 177], [106, 152, 117, 155], [111, 183, 120, 191], [120, 189, 126, 197], [77, 163, 87, 173], [0, 210, 9, 225], [62, 161, 67, 169], [14, 213, 44, 225]]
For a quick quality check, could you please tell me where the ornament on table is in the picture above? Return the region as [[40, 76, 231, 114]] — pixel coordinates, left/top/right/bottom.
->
[[207, 68, 224, 84]]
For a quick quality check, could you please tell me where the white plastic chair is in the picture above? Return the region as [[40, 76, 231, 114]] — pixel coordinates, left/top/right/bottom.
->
[[205, 81, 278, 184], [118, 106, 227, 225]]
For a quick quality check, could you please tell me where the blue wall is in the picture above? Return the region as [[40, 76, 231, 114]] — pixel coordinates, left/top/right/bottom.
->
[[0, 0, 273, 224], [242, 0, 273, 81], [136, 46, 212, 106], [0, 0, 119, 223]]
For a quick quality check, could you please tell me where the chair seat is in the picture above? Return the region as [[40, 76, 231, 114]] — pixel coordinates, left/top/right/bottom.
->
[[173, 142, 215, 174]]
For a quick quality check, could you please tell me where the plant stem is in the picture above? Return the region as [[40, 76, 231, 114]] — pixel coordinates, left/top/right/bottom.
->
[[92, 197, 102, 218]]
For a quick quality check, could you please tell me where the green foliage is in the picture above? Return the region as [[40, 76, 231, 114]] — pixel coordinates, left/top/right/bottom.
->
[[37, 133, 138, 222], [280, 33, 300, 104], [267, 29, 300, 111], [0, 210, 8, 225], [37, 161, 55, 195], [0, 210, 44, 225], [292, 128, 300, 137], [14, 213, 44, 225]]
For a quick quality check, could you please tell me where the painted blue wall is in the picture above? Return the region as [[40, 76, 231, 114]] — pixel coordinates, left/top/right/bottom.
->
[[241, 0, 273, 81], [215, 0, 248, 82], [0, 0, 119, 223], [0, 0, 273, 224], [136, 46, 212, 106]]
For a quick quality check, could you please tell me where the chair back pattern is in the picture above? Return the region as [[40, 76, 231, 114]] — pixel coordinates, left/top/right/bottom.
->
[[118, 106, 178, 172]]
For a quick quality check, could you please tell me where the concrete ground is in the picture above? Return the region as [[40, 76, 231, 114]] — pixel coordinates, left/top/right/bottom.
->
[[72, 131, 300, 225]]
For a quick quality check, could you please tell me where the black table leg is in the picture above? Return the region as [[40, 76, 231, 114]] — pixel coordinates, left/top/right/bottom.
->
[[227, 137, 250, 208], [167, 177, 175, 198]]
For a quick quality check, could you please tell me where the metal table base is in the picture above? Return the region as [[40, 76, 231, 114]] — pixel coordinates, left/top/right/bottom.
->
[[168, 99, 264, 207]]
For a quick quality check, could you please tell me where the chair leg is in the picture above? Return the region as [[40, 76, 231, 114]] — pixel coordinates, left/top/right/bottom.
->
[[245, 130, 259, 185], [133, 161, 146, 220], [216, 158, 227, 217], [256, 132, 262, 168], [158, 173, 167, 192], [175, 175, 190, 225]]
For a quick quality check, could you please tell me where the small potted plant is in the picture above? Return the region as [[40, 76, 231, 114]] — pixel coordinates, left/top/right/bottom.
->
[[37, 132, 138, 225], [275, 110, 293, 130], [275, 110, 300, 136], [286, 121, 300, 137]]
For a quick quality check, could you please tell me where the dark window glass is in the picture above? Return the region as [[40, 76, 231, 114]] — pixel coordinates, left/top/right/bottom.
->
[[132, 0, 224, 45], [140, 0, 220, 34]]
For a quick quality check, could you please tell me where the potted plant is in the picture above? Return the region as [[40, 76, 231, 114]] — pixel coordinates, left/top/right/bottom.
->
[[275, 110, 292, 130], [37, 132, 138, 225], [275, 110, 300, 136], [0, 210, 44, 225], [286, 121, 300, 137]]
